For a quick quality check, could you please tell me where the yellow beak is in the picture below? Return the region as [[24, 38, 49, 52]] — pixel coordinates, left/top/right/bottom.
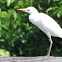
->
[[17, 8, 29, 11]]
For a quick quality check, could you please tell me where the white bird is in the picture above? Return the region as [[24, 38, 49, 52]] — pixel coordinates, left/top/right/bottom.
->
[[17, 6, 62, 56]]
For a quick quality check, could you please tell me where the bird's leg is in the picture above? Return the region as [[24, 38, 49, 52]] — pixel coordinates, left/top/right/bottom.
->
[[47, 37, 53, 56]]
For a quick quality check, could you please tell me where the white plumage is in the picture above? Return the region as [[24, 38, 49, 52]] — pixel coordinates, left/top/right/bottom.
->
[[17, 6, 62, 56]]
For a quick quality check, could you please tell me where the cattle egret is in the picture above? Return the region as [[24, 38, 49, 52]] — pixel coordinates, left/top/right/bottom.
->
[[17, 7, 62, 56]]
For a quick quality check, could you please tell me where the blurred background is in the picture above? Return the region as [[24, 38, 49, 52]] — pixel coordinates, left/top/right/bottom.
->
[[0, 0, 62, 57]]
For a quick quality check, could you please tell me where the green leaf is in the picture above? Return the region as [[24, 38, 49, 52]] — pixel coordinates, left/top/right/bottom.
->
[[7, 0, 11, 7], [46, 7, 53, 13], [13, 24, 17, 29], [0, 39, 5, 42], [53, 6, 62, 15], [38, 4, 43, 10], [13, 11, 17, 20], [57, 11, 62, 18], [48, 0, 50, 3], [0, 49, 10, 57], [7, 0, 15, 7], [46, 6, 58, 13], [53, 0, 59, 2], [59, 1, 62, 4], [11, 0, 15, 3], [2, 24, 8, 30], [22, 39, 27, 43]]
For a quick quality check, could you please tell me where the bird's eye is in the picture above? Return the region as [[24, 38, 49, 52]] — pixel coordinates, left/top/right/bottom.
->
[[27, 9, 30, 11]]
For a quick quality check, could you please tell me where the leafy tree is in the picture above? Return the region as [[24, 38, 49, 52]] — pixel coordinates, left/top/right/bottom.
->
[[0, 0, 62, 56]]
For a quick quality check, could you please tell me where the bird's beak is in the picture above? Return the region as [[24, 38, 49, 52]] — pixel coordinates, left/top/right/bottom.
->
[[17, 8, 29, 11]]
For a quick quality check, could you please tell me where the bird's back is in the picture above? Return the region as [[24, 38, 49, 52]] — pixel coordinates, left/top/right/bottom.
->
[[29, 13, 62, 38], [39, 13, 62, 38]]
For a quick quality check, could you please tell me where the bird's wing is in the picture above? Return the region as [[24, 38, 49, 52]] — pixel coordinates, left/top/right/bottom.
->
[[39, 13, 62, 37]]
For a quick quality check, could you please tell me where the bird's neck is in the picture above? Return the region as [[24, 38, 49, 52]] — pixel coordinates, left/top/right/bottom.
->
[[30, 12, 39, 15]]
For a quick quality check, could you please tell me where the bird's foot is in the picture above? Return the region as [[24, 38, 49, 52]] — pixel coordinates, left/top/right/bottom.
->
[[45, 54, 50, 57], [45, 54, 54, 57]]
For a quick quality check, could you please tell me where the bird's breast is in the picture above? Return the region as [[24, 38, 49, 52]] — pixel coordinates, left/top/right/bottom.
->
[[29, 14, 47, 33], [29, 14, 40, 25]]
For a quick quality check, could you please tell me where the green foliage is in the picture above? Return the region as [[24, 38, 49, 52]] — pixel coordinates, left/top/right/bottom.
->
[[0, 0, 62, 56], [0, 49, 10, 57]]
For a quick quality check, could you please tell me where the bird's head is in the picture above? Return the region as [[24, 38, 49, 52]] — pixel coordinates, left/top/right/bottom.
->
[[17, 6, 38, 14]]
